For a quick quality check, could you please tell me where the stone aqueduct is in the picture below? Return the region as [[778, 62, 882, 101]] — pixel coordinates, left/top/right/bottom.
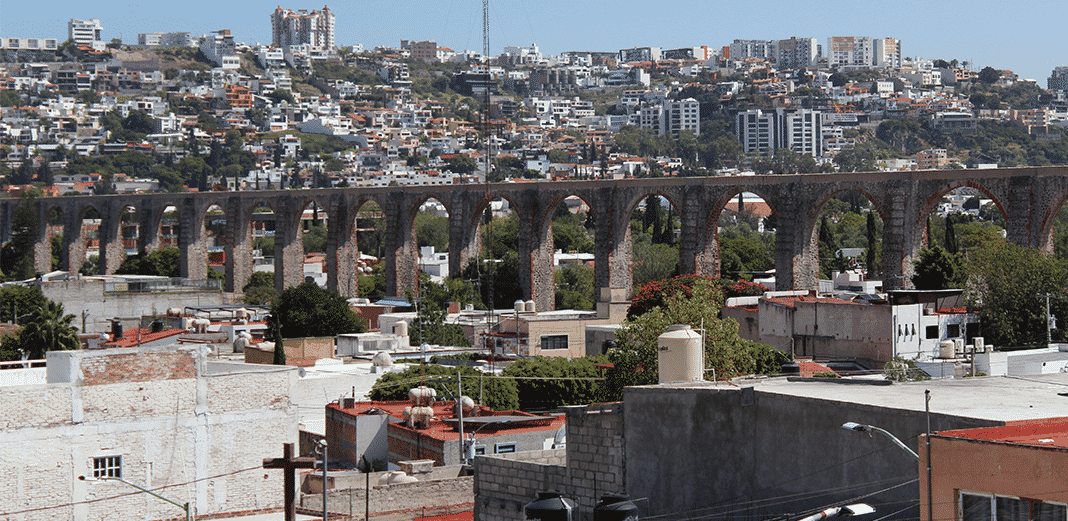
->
[[6, 166, 1068, 311]]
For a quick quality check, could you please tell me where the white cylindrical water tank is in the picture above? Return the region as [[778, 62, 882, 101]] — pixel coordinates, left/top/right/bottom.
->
[[524, 300, 535, 313], [658, 324, 704, 383], [410, 406, 434, 429], [514, 300, 525, 314], [372, 350, 394, 368], [408, 386, 436, 406], [394, 320, 408, 337], [939, 340, 955, 359], [455, 396, 476, 417]]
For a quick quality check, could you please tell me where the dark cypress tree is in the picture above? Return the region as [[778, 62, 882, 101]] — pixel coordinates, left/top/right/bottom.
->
[[945, 214, 959, 254], [866, 211, 878, 275]]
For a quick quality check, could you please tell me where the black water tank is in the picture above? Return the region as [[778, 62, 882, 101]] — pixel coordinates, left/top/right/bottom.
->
[[111, 320, 123, 339], [150, 319, 164, 333], [524, 492, 577, 521], [781, 361, 800, 375], [594, 494, 639, 521]]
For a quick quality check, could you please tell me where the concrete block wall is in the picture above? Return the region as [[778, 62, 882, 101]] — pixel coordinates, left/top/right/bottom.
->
[[474, 403, 625, 521]]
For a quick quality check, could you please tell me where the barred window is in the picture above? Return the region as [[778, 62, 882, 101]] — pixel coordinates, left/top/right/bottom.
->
[[93, 456, 122, 478]]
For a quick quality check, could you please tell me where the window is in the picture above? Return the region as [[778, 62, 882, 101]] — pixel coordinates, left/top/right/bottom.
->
[[474, 446, 486, 456], [926, 325, 940, 339], [960, 492, 1067, 521], [540, 335, 568, 351], [494, 442, 517, 454], [947, 324, 961, 338], [93, 456, 122, 478]]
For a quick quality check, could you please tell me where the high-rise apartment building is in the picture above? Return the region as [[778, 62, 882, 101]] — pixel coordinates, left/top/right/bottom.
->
[[873, 38, 902, 69], [271, 5, 335, 51], [729, 39, 775, 62], [736, 108, 823, 157], [827, 36, 901, 70], [827, 36, 873, 69], [775, 37, 818, 69], [1049, 66, 1068, 91], [68, 18, 105, 51], [636, 98, 701, 137]]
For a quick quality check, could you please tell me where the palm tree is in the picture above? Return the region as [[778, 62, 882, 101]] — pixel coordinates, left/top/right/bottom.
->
[[18, 300, 78, 359]]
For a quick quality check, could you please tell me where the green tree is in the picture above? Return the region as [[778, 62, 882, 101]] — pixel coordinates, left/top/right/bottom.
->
[[415, 212, 449, 252], [369, 364, 519, 412], [554, 264, 594, 310], [267, 282, 366, 339], [242, 271, 277, 305], [4, 299, 79, 360], [978, 66, 1001, 84], [303, 224, 327, 254], [115, 247, 181, 277], [447, 155, 478, 174], [600, 278, 785, 402], [964, 242, 1068, 346], [501, 356, 608, 411], [911, 246, 964, 290], [0, 192, 39, 280], [271, 320, 286, 365]]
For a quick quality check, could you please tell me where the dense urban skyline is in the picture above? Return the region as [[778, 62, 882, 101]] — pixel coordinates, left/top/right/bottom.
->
[[0, 0, 1064, 81]]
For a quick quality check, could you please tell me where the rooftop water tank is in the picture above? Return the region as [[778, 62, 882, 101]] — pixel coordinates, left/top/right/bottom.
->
[[524, 300, 536, 313], [455, 395, 476, 417], [525, 492, 577, 521], [515, 300, 525, 314], [594, 494, 639, 521], [372, 351, 394, 368], [939, 340, 955, 359], [408, 386, 436, 406], [410, 406, 433, 429], [394, 320, 408, 337], [657, 324, 704, 384]]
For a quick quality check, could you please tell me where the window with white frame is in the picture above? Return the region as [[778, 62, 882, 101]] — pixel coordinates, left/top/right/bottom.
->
[[494, 442, 517, 454], [92, 455, 122, 478], [960, 491, 1067, 521]]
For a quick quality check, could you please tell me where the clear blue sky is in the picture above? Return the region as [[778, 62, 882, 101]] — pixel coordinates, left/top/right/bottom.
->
[[0, 0, 1064, 81]]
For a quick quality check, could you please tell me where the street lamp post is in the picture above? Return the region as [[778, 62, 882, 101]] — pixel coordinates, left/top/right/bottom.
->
[[796, 504, 875, 521], [78, 475, 190, 521], [841, 422, 919, 460]]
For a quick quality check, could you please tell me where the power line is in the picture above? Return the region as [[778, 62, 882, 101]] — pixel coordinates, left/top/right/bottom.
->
[[0, 465, 264, 517]]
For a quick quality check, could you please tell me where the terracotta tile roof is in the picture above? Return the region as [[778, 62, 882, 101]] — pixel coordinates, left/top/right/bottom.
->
[[102, 328, 185, 348], [328, 400, 564, 443], [937, 417, 1068, 449], [762, 296, 861, 308]]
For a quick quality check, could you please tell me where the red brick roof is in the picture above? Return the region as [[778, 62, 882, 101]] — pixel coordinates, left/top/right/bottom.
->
[[102, 328, 185, 348], [762, 296, 861, 308], [328, 400, 564, 442], [937, 417, 1068, 449]]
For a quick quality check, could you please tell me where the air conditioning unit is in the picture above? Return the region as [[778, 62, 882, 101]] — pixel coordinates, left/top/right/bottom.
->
[[953, 338, 964, 355], [973, 337, 986, 353]]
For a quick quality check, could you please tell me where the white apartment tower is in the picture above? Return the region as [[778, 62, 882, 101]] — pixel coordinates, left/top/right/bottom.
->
[[271, 5, 336, 50], [736, 108, 822, 157], [827, 36, 873, 69], [638, 98, 701, 137], [729, 39, 775, 61], [873, 38, 902, 69], [68, 18, 105, 51]]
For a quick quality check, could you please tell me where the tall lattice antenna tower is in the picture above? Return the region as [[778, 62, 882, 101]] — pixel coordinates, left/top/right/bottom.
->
[[482, 0, 490, 59]]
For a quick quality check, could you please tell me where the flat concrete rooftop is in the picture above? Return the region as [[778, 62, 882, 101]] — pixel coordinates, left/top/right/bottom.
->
[[649, 372, 1068, 424]]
